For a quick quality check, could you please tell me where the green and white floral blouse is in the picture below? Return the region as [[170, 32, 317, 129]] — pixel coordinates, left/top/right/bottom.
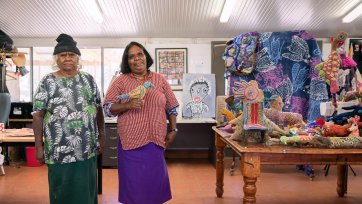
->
[[33, 71, 101, 164]]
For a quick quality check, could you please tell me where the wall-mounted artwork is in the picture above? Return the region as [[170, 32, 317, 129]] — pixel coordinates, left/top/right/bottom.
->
[[155, 48, 187, 90], [182, 73, 215, 119]]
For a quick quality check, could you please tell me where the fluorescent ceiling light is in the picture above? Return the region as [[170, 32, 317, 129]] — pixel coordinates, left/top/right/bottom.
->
[[85, 0, 103, 23], [220, 0, 236, 23], [343, 2, 362, 23]]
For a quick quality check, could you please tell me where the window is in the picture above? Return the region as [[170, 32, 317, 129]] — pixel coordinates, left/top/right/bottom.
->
[[31, 47, 124, 100], [79, 48, 102, 95], [6, 47, 32, 102], [103, 48, 124, 95], [33, 47, 54, 95]]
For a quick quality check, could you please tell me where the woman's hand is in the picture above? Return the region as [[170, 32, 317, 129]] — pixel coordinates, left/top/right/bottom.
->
[[128, 99, 144, 109], [165, 131, 177, 148], [36, 146, 45, 163], [96, 138, 105, 155]]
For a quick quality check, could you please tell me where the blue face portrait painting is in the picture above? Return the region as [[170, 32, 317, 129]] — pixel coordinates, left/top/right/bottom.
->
[[183, 77, 211, 119]]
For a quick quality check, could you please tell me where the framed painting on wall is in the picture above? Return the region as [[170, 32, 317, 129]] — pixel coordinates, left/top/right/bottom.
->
[[155, 48, 187, 90]]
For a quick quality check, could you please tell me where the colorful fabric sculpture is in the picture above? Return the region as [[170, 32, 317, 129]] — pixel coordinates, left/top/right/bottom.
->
[[315, 31, 348, 107], [228, 112, 288, 141], [243, 101, 268, 130], [224, 32, 259, 76], [232, 80, 264, 102], [321, 122, 351, 137], [280, 135, 314, 145], [232, 80, 267, 130], [315, 50, 341, 93], [271, 136, 362, 149], [343, 80, 362, 101], [264, 95, 304, 128], [348, 116, 360, 137], [220, 108, 236, 122], [218, 124, 234, 133], [330, 105, 362, 125], [118, 81, 153, 100], [314, 137, 362, 148], [225, 30, 328, 122]]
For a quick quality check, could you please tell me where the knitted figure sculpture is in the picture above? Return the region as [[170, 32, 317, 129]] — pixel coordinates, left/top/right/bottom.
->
[[243, 101, 268, 130], [280, 135, 314, 145], [223, 32, 259, 76], [330, 105, 362, 125], [232, 80, 264, 102], [233, 80, 267, 130], [343, 81, 362, 101], [228, 80, 295, 142], [316, 137, 362, 148], [264, 95, 304, 129], [228, 112, 288, 141], [315, 31, 347, 106], [220, 108, 236, 122], [225, 95, 243, 116], [319, 119, 351, 137], [275, 136, 362, 149], [118, 81, 153, 100], [348, 116, 360, 137]]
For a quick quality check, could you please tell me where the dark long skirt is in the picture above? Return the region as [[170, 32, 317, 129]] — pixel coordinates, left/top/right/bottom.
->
[[118, 141, 172, 204], [47, 156, 97, 204]]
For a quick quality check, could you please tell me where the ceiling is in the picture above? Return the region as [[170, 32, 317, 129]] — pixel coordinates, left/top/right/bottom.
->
[[1, 0, 362, 39]]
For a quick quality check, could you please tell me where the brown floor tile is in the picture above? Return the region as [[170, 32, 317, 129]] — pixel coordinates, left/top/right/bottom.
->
[[1, 159, 362, 203]]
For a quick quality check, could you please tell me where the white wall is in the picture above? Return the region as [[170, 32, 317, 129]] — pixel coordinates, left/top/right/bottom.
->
[[13, 37, 223, 74], [12, 37, 227, 118], [12, 36, 336, 118]]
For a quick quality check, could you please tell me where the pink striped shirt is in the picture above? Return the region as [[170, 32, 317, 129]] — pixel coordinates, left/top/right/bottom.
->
[[103, 71, 179, 150]]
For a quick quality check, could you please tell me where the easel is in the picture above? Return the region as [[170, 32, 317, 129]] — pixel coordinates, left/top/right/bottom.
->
[[324, 164, 356, 176]]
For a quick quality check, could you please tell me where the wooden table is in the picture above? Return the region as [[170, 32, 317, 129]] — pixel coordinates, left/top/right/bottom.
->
[[213, 126, 362, 204], [0, 129, 103, 194]]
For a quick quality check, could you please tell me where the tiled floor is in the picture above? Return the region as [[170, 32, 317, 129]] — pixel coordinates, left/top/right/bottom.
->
[[1, 159, 362, 204]]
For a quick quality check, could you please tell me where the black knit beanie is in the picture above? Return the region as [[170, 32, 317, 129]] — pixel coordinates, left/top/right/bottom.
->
[[53, 33, 81, 56], [0, 30, 13, 52]]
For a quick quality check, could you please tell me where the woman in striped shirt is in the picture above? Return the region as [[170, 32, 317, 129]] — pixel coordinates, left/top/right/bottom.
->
[[103, 41, 179, 204]]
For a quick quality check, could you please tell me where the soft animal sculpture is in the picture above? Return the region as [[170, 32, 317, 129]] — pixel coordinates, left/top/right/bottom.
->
[[220, 108, 236, 122], [343, 81, 362, 102], [319, 119, 351, 137], [228, 113, 289, 141], [348, 116, 360, 137], [330, 105, 362, 125], [118, 81, 153, 100], [264, 95, 304, 129]]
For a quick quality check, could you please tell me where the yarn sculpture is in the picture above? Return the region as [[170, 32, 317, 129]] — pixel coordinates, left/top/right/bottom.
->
[[223, 32, 259, 76], [330, 105, 362, 125], [118, 81, 153, 100], [264, 95, 304, 129], [315, 31, 347, 107]]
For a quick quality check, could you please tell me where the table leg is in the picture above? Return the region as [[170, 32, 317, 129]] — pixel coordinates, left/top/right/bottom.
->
[[337, 164, 348, 197], [241, 153, 260, 204], [215, 132, 226, 197]]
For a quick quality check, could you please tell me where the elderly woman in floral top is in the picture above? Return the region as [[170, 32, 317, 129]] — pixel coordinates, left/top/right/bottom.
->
[[32, 33, 104, 204]]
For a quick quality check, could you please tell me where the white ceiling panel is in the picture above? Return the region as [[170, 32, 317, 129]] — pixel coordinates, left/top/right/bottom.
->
[[0, 0, 361, 39]]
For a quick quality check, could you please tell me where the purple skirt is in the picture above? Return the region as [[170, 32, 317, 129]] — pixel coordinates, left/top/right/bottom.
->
[[118, 141, 172, 204]]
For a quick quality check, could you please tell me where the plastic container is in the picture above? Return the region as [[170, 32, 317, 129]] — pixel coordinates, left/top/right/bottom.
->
[[25, 146, 42, 167]]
